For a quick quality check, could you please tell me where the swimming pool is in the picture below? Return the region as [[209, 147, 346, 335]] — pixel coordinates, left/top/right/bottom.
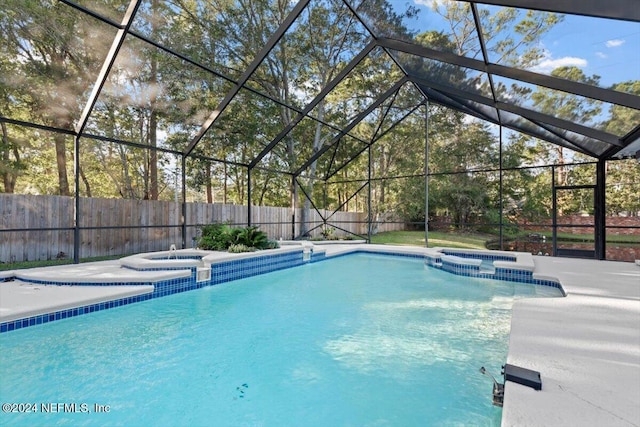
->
[[0, 253, 561, 426]]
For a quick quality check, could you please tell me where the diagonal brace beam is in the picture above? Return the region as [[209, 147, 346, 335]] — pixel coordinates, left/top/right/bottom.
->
[[410, 76, 623, 147], [293, 77, 408, 176], [248, 40, 377, 168], [295, 177, 326, 223], [472, 0, 640, 22], [377, 37, 640, 110], [325, 102, 424, 180], [75, 0, 143, 135]]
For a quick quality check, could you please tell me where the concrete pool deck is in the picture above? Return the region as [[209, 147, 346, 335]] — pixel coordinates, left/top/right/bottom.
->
[[0, 245, 638, 426], [503, 256, 640, 427]]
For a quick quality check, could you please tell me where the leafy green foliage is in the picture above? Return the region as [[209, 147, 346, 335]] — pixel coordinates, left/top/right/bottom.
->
[[241, 226, 271, 249], [228, 244, 255, 253], [197, 224, 275, 251], [197, 223, 233, 251]]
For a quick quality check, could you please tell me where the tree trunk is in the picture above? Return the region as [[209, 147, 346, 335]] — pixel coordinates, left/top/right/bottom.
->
[[205, 162, 213, 203], [148, 0, 160, 200], [54, 131, 70, 196], [223, 161, 228, 204], [79, 165, 91, 197], [149, 110, 158, 200], [300, 100, 327, 236], [1, 121, 18, 193]]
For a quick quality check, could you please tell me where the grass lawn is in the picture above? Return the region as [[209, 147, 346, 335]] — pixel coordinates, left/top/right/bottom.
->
[[370, 230, 640, 250], [370, 230, 491, 249]]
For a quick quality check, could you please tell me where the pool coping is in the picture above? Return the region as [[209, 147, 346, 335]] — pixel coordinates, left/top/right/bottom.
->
[[0, 281, 153, 323]]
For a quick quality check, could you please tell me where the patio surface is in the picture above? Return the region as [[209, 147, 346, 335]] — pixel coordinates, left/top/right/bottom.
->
[[502, 256, 640, 427]]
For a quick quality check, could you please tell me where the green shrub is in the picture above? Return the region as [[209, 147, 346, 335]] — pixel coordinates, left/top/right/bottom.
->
[[228, 244, 255, 253], [264, 240, 279, 249], [198, 224, 276, 251], [231, 226, 270, 249], [198, 223, 233, 251]]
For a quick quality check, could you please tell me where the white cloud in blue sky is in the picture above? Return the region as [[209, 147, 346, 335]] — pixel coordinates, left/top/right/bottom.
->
[[530, 52, 587, 74], [595, 52, 608, 59], [605, 39, 626, 48]]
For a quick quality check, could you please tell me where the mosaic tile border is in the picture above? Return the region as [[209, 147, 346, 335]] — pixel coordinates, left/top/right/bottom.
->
[[425, 253, 564, 294], [441, 250, 515, 262], [0, 293, 154, 333]]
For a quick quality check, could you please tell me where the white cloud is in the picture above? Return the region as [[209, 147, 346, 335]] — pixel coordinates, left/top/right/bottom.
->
[[530, 55, 587, 73], [413, 0, 439, 8], [595, 52, 608, 59], [605, 39, 625, 48]]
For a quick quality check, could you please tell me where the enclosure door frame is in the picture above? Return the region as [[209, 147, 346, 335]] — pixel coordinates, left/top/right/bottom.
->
[[552, 184, 597, 258]]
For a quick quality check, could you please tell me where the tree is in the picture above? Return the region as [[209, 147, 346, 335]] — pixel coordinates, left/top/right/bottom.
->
[[431, 0, 561, 66], [530, 66, 602, 187], [604, 81, 640, 216], [0, 0, 113, 195]]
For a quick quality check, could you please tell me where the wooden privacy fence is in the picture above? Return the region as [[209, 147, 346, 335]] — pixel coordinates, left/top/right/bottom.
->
[[0, 194, 404, 263]]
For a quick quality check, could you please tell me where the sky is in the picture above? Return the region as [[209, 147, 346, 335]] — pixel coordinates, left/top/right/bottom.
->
[[534, 14, 640, 87], [388, 0, 640, 89]]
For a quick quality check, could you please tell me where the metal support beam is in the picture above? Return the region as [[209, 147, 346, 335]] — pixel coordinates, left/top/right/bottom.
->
[[185, 0, 311, 157], [324, 87, 398, 178], [424, 101, 429, 248], [326, 103, 424, 180], [126, 31, 369, 146], [603, 124, 640, 158], [595, 159, 607, 259], [75, 0, 143, 135], [290, 176, 296, 239], [420, 86, 597, 157], [410, 76, 623, 148], [0, 117, 74, 138], [551, 166, 557, 256], [295, 177, 326, 223], [496, 101, 623, 147], [471, 0, 640, 22], [73, 135, 81, 263], [419, 87, 501, 125], [181, 156, 187, 248], [499, 125, 504, 250], [328, 182, 369, 221], [377, 38, 640, 110], [367, 144, 372, 243], [247, 167, 252, 227], [471, 3, 502, 125]]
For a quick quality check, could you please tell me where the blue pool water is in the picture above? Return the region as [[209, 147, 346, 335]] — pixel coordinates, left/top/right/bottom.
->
[[0, 253, 561, 426]]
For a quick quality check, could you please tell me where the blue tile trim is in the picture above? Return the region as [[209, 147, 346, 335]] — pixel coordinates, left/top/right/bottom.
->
[[424, 252, 564, 293], [0, 293, 154, 333], [209, 250, 305, 285], [309, 251, 326, 263], [149, 255, 203, 261], [441, 250, 515, 262], [17, 267, 198, 287], [321, 250, 425, 262], [121, 265, 196, 273]]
